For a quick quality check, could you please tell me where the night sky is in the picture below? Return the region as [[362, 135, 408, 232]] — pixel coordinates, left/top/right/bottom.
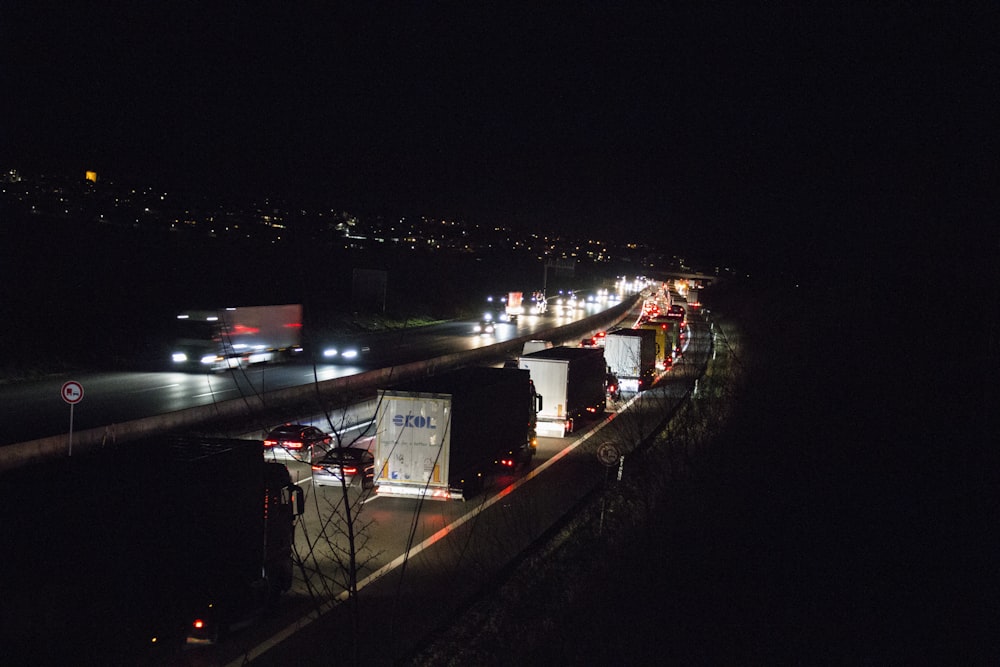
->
[[1, 4, 993, 273]]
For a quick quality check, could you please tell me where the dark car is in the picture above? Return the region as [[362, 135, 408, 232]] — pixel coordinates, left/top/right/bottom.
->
[[263, 424, 332, 462], [311, 447, 375, 489]]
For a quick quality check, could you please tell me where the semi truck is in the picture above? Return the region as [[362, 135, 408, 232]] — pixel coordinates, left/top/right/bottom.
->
[[518, 346, 607, 436], [504, 291, 524, 322], [604, 327, 658, 392], [0, 436, 304, 664], [636, 319, 669, 371], [522, 339, 554, 355], [638, 317, 683, 369], [171, 303, 303, 371], [373, 366, 540, 501], [503, 339, 553, 369]]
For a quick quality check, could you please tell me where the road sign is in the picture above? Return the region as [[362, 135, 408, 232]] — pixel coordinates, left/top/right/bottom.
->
[[61, 381, 84, 405], [597, 443, 620, 467]]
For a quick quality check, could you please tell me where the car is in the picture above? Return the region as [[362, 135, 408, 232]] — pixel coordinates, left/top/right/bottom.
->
[[473, 319, 496, 335], [320, 341, 371, 363], [605, 371, 621, 400], [263, 424, 332, 462], [311, 446, 375, 489]]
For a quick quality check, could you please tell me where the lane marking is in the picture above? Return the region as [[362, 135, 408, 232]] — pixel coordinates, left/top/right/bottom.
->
[[192, 388, 238, 398], [227, 414, 621, 667], [130, 383, 180, 393]]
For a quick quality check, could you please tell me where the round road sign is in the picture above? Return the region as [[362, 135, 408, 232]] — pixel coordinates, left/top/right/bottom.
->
[[597, 443, 620, 467], [61, 381, 84, 405]]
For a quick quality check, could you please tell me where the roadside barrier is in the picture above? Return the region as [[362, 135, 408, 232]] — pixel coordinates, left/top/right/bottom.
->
[[0, 296, 639, 473]]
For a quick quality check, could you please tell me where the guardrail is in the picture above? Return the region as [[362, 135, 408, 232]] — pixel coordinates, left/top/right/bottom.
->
[[0, 296, 640, 473]]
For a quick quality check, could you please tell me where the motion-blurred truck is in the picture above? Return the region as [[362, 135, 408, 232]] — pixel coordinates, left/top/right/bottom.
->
[[373, 366, 540, 500], [505, 291, 524, 322], [519, 346, 607, 436], [171, 304, 303, 371]]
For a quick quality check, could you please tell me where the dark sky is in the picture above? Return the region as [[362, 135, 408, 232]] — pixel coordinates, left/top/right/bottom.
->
[[2, 3, 993, 273]]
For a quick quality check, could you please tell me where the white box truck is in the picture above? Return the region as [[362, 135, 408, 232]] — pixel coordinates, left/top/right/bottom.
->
[[171, 304, 303, 371], [374, 367, 539, 501], [604, 328, 658, 392], [519, 346, 607, 437]]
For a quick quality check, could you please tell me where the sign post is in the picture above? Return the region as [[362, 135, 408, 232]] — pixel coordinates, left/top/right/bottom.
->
[[61, 381, 84, 456], [596, 443, 621, 535]]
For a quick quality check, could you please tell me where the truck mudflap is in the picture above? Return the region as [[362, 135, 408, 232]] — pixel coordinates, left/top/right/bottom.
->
[[536, 419, 570, 437], [375, 469, 490, 502], [375, 482, 464, 501]]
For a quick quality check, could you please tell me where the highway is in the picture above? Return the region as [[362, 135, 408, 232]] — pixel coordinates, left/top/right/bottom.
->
[[0, 287, 713, 665], [200, 306, 713, 667], [0, 296, 622, 449]]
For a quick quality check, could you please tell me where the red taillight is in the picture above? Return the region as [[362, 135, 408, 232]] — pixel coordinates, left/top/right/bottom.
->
[[285, 441, 304, 450], [311, 464, 323, 472], [264, 439, 277, 448], [192, 619, 205, 629], [342, 466, 358, 475]]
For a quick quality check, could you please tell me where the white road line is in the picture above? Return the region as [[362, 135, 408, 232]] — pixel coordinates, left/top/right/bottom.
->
[[130, 384, 180, 393], [192, 388, 239, 398], [226, 414, 620, 667]]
